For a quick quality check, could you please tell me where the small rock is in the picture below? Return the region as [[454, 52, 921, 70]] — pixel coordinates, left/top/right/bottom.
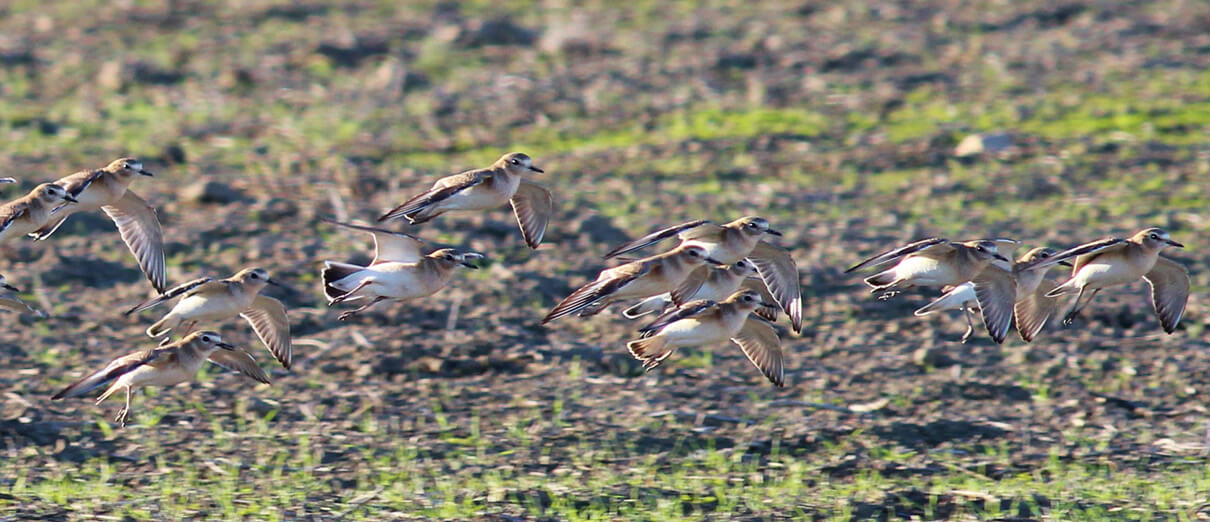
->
[[182, 180, 244, 204], [954, 132, 1016, 157]]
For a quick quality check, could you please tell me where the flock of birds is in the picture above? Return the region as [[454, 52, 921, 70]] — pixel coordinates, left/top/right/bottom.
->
[[0, 152, 1192, 427]]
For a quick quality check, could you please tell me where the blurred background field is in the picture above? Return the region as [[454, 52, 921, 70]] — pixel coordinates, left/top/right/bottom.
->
[[2, 0, 1210, 519]]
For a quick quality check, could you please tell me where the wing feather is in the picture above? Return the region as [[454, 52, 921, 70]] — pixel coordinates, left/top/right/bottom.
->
[[102, 191, 167, 292], [124, 277, 214, 315], [378, 171, 487, 222], [240, 295, 292, 369], [748, 241, 803, 333], [208, 349, 272, 384], [844, 237, 949, 273], [730, 318, 785, 387], [603, 219, 711, 259], [1143, 257, 1190, 334]]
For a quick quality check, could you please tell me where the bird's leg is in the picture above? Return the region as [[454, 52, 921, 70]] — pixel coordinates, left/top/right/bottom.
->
[[114, 387, 132, 427], [874, 281, 904, 301], [330, 280, 373, 305], [961, 307, 975, 344], [1062, 288, 1099, 326], [338, 296, 388, 321]]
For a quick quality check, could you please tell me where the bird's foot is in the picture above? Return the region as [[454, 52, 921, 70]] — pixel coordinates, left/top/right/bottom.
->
[[114, 408, 129, 428], [338, 310, 359, 321], [877, 291, 899, 301]]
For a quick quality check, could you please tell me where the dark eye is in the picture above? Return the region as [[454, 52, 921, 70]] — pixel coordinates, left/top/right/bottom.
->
[[1150, 233, 1159, 239], [510, 159, 520, 165], [202, 335, 212, 343]]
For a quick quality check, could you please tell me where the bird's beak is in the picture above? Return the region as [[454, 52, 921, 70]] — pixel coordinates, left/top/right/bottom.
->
[[266, 279, 300, 294], [0, 283, 19, 292], [215, 342, 236, 351], [528, 165, 544, 173], [1166, 239, 1185, 248], [704, 257, 725, 265], [459, 253, 485, 269], [139, 169, 154, 177], [1058, 260, 1073, 267], [765, 228, 783, 236], [63, 194, 79, 203], [993, 253, 1009, 262], [759, 301, 778, 309]]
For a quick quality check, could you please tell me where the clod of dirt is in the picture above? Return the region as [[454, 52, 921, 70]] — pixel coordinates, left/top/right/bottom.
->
[[452, 18, 536, 48], [257, 198, 299, 222], [182, 180, 245, 204], [540, 17, 608, 57], [913, 345, 959, 368]]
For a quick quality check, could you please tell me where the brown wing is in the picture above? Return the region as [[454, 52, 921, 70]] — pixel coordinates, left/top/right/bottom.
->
[[603, 219, 712, 259], [0, 295, 43, 317], [0, 201, 28, 236], [103, 191, 167, 292], [844, 237, 949, 273], [240, 295, 292, 369], [730, 318, 785, 387], [51, 348, 162, 399], [1143, 257, 1189, 334], [747, 241, 803, 333], [509, 180, 553, 249], [1016, 237, 1126, 273], [124, 277, 215, 315], [378, 170, 488, 222], [543, 261, 650, 324], [208, 349, 272, 384], [669, 266, 708, 305], [56, 169, 105, 197], [971, 266, 1016, 344], [1014, 278, 1058, 342]]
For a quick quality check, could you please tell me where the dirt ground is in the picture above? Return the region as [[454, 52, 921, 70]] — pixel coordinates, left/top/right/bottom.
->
[[1, 0, 1210, 519]]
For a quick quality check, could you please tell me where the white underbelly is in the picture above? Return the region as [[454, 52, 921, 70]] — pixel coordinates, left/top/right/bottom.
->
[[343, 264, 440, 300], [684, 241, 747, 265], [439, 186, 508, 212], [1073, 262, 1145, 289], [895, 256, 959, 286], [660, 318, 730, 348], [172, 294, 246, 321]]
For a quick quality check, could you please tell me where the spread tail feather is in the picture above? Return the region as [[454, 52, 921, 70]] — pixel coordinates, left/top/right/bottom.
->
[[865, 270, 895, 288], [321, 262, 364, 302], [627, 336, 671, 370]]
